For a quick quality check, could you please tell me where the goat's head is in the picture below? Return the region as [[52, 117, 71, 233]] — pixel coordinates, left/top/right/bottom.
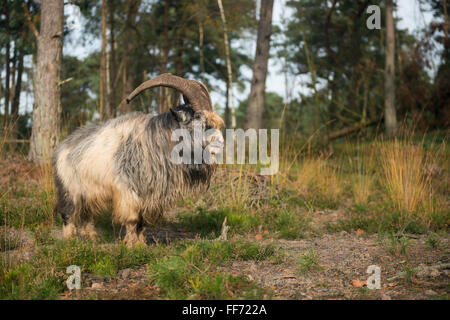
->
[[126, 73, 225, 162]]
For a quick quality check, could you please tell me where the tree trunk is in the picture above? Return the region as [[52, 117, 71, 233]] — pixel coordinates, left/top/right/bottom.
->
[[107, 0, 116, 118], [443, 0, 448, 42], [28, 0, 64, 163], [4, 0, 10, 128], [199, 22, 205, 84], [384, 0, 397, 137], [121, 0, 140, 114], [11, 32, 26, 139], [225, 81, 230, 127], [100, 0, 107, 120], [163, 0, 169, 73], [159, 0, 170, 113], [244, 0, 274, 130], [217, 0, 236, 128], [10, 46, 17, 109]]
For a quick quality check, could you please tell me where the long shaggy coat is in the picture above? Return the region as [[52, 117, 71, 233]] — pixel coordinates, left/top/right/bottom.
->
[[53, 106, 223, 245]]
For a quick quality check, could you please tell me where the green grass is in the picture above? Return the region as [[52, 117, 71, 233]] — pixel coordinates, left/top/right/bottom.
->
[[177, 206, 310, 240], [0, 198, 50, 229], [266, 210, 310, 239], [296, 249, 321, 274], [425, 233, 442, 249], [148, 240, 275, 299], [0, 238, 275, 300], [177, 207, 262, 238], [0, 239, 157, 299], [326, 202, 448, 235], [0, 263, 63, 299], [401, 265, 418, 285], [182, 240, 275, 264], [378, 233, 411, 256]]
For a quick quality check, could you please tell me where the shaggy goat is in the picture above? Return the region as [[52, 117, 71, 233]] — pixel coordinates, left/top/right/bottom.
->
[[53, 74, 224, 246]]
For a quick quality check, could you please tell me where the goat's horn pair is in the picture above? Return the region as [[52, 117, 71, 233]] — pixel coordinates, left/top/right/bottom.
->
[[125, 73, 213, 111]]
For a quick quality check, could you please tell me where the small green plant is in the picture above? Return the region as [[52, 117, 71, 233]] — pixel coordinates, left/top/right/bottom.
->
[[275, 210, 309, 239], [402, 265, 417, 284], [425, 233, 441, 249], [383, 233, 410, 256], [297, 249, 321, 274]]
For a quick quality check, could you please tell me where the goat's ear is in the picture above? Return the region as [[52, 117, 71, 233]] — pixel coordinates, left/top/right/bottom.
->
[[170, 107, 188, 123]]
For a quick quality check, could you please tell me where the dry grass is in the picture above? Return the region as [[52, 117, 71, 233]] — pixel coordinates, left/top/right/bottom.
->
[[36, 162, 57, 226], [378, 138, 442, 223], [293, 157, 343, 206], [347, 143, 377, 205]]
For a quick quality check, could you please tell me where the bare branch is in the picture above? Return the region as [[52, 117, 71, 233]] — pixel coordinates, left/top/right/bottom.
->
[[22, 2, 39, 39]]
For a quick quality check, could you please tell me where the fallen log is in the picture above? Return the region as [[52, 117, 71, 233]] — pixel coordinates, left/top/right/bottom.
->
[[325, 119, 379, 141]]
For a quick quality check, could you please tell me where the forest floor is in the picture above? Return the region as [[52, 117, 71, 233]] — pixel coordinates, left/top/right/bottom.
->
[[0, 135, 449, 300]]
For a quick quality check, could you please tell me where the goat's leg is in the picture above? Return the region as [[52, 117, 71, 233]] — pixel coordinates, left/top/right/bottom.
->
[[79, 219, 99, 241], [76, 198, 99, 241], [123, 217, 147, 247], [54, 176, 77, 240], [124, 222, 140, 247], [136, 216, 147, 244], [114, 191, 146, 247], [62, 220, 77, 239]]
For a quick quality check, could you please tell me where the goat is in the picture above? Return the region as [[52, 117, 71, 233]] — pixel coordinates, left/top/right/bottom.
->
[[53, 74, 224, 246]]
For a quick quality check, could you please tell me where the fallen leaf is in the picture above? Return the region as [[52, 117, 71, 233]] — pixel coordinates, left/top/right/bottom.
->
[[255, 234, 263, 240], [352, 279, 367, 287], [356, 229, 365, 236], [63, 291, 72, 297], [387, 282, 398, 287]]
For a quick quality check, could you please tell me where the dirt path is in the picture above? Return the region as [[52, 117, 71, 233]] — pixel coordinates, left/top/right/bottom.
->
[[59, 231, 449, 300]]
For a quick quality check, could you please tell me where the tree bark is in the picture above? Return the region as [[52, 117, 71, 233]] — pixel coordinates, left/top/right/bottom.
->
[[10, 46, 17, 109], [384, 0, 397, 137], [107, 0, 116, 118], [217, 0, 236, 128], [28, 0, 64, 163], [11, 31, 26, 139], [121, 0, 140, 114], [163, 0, 169, 73], [225, 80, 230, 127], [100, 0, 108, 120], [199, 22, 205, 84], [4, 0, 11, 128], [244, 0, 274, 130], [159, 0, 170, 113], [443, 0, 448, 41], [174, 3, 184, 79]]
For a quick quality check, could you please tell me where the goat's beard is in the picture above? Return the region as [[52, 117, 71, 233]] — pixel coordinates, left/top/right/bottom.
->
[[184, 162, 217, 190]]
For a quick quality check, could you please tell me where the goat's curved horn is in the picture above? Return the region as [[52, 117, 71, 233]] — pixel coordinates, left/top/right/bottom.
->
[[125, 73, 212, 111]]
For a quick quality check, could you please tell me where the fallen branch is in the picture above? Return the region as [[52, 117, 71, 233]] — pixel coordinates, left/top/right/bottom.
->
[[325, 119, 379, 141], [387, 263, 450, 282]]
